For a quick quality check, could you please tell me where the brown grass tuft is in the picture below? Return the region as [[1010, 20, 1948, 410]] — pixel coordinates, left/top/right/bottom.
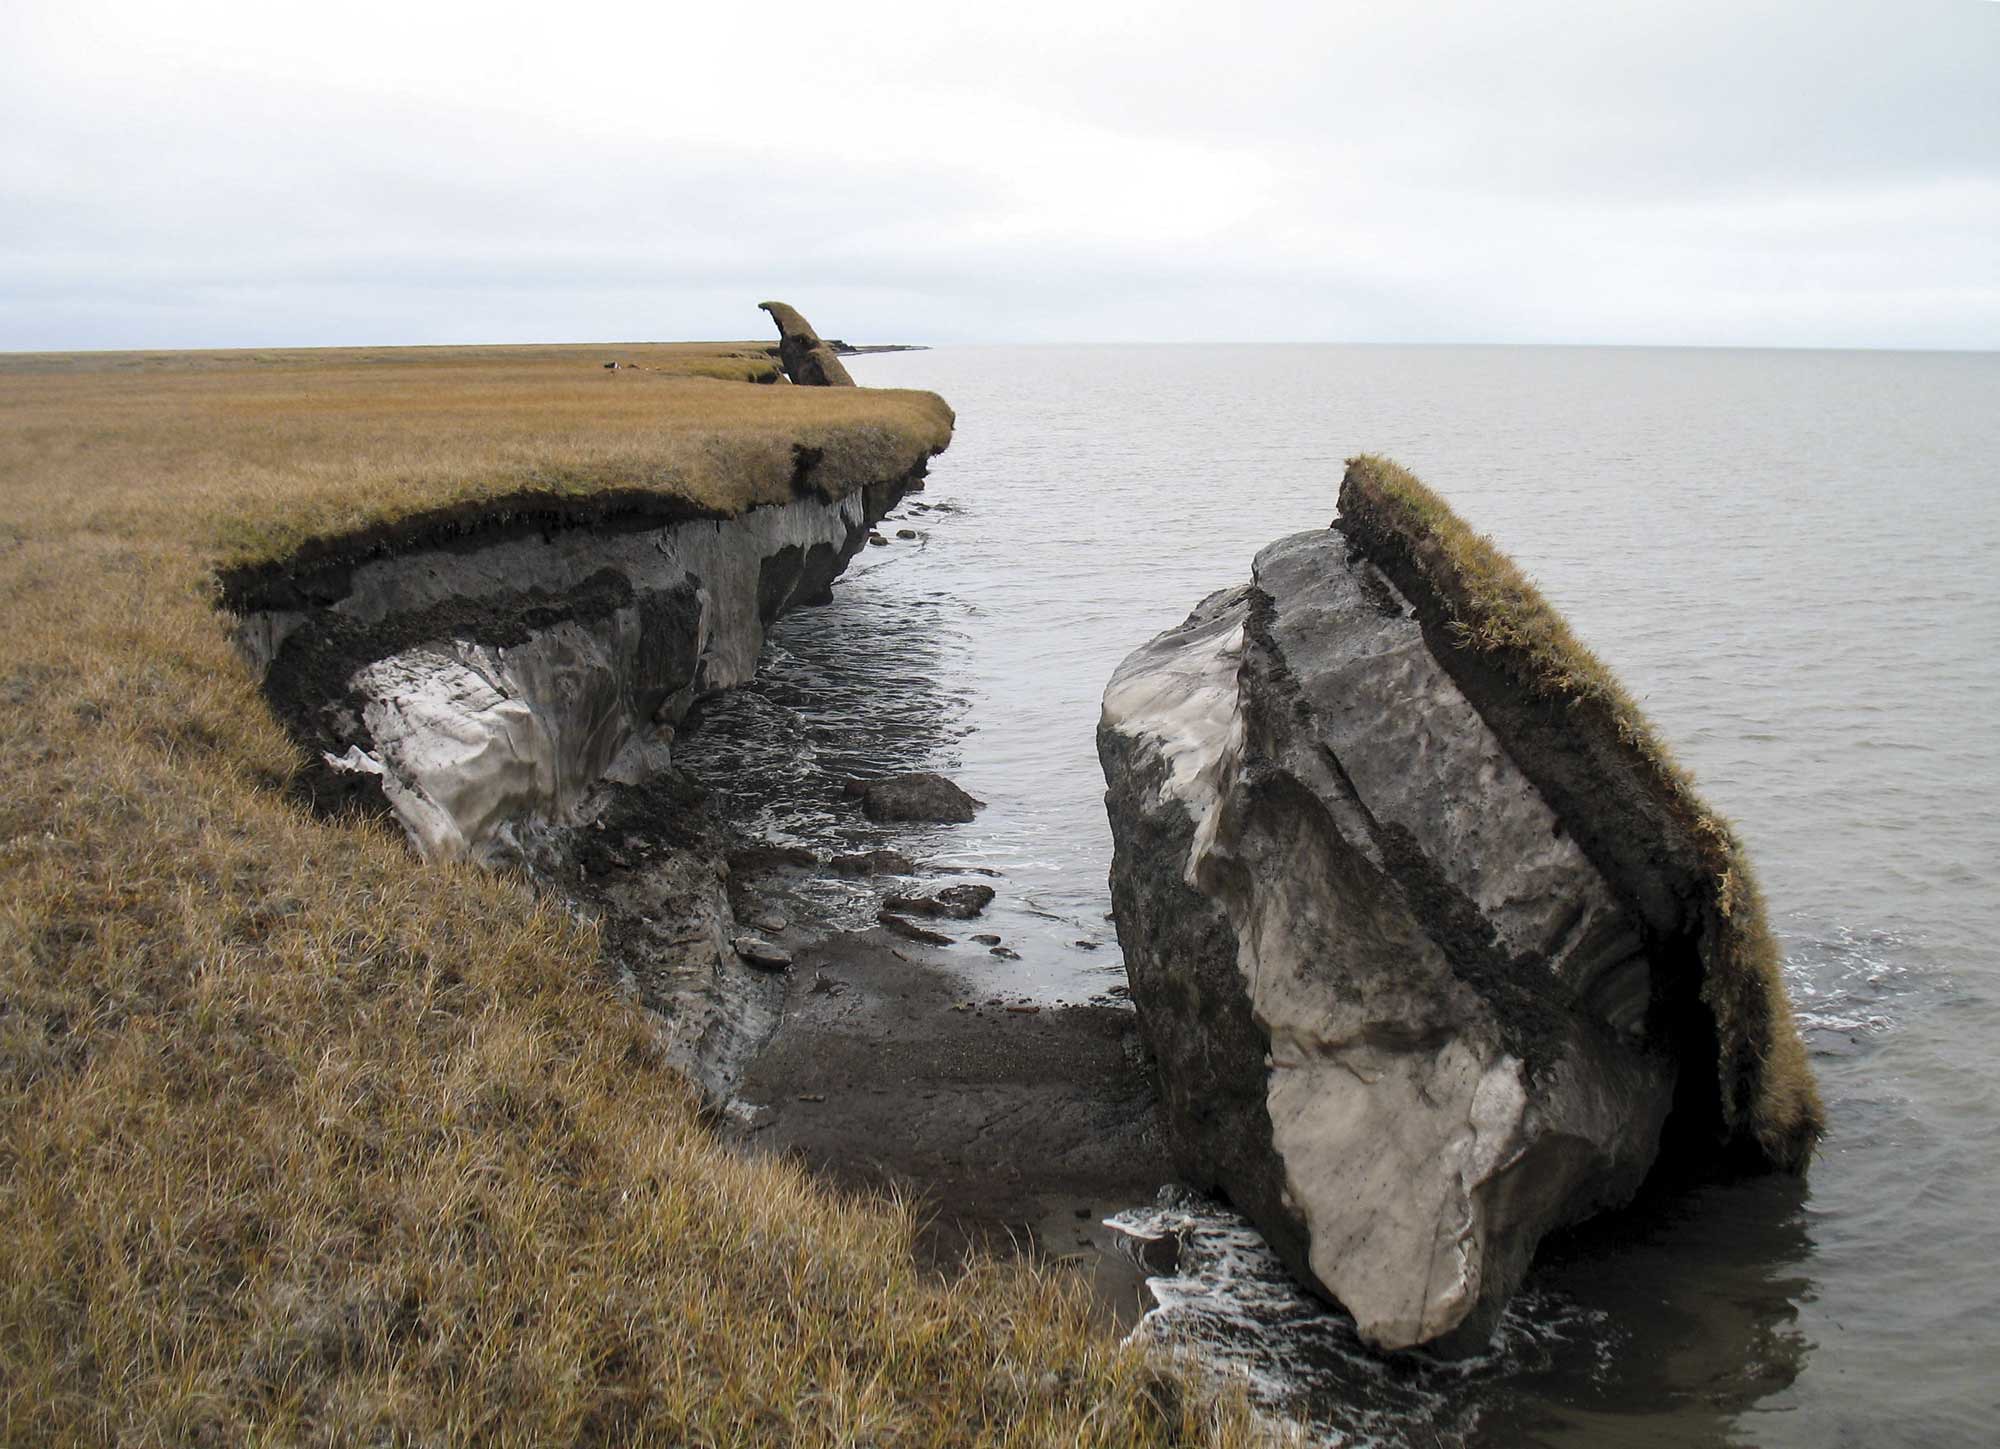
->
[[0, 343, 1260, 1446], [1338, 454, 1822, 1171]]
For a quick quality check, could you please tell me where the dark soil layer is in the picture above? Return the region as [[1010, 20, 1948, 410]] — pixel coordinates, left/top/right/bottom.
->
[[216, 456, 930, 615], [244, 469, 923, 838]]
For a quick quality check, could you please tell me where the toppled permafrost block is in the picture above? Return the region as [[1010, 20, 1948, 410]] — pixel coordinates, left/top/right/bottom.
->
[[1098, 455, 1821, 1354], [759, 301, 856, 387]]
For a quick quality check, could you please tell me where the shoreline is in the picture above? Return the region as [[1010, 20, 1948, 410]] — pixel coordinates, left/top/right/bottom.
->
[[558, 690, 1179, 1327], [1, 339, 1256, 1447], [724, 914, 1169, 1328]]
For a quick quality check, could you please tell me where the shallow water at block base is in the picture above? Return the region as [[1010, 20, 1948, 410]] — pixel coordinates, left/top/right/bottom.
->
[[671, 343, 2000, 1447]]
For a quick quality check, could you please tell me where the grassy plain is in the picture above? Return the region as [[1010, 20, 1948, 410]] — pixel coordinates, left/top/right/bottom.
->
[[1339, 454, 1822, 1169], [0, 344, 1254, 1446]]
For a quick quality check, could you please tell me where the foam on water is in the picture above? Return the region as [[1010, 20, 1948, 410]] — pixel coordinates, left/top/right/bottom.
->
[[1781, 917, 1929, 1046], [1096, 918, 1922, 1448], [1106, 1190, 1620, 1447]]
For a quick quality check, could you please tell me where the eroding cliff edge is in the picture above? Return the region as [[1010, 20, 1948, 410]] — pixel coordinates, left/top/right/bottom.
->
[[224, 442, 944, 1096], [1098, 455, 1821, 1355]]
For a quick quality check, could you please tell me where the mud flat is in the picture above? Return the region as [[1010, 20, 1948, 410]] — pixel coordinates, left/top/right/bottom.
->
[[721, 915, 1170, 1324]]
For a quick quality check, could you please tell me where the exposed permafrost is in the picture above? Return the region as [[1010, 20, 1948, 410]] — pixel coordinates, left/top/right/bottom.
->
[[241, 489, 893, 864], [232, 469, 931, 1101], [1100, 531, 1673, 1354], [1099, 587, 1246, 843]]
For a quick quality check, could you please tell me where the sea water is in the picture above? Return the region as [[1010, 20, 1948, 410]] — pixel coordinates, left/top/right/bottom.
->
[[676, 343, 2000, 1446]]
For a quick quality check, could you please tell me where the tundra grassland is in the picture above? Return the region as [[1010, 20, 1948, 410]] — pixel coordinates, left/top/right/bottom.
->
[[0, 344, 1257, 1447]]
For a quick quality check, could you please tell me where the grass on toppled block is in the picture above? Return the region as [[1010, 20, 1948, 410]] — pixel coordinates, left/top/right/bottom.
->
[[1337, 454, 1822, 1173], [0, 343, 1257, 1447]]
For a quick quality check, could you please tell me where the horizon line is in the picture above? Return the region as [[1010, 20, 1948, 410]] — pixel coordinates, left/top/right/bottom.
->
[[4, 337, 1996, 359]]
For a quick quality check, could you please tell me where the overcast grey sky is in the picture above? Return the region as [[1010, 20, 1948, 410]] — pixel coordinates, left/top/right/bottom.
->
[[2, 0, 1994, 350]]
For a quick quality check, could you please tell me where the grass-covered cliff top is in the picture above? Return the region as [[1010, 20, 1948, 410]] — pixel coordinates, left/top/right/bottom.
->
[[0, 342, 954, 577], [0, 343, 1252, 1446], [1337, 455, 1822, 1172]]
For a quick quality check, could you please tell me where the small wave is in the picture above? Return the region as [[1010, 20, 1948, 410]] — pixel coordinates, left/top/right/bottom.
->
[[1777, 917, 1935, 1049], [1106, 1191, 1620, 1448]]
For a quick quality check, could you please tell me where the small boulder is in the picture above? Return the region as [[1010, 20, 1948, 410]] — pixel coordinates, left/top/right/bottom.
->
[[728, 843, 819, 873], [934, 882, 996, 917], [829, 848, 918, 877], [733, 936, 792, 971], [882, 883, 996, 920], [860, 772, 984, 824], [877, 911, 954, 946]]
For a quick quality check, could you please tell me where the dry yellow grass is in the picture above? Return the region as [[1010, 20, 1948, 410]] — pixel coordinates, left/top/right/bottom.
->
[[0, 343, 1260, 1446], [1338, 455, 1823, 1171], [0, 342, 953, 573]]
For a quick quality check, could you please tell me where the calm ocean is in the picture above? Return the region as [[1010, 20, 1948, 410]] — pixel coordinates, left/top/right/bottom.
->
[[678, 344, 2000, 1445]]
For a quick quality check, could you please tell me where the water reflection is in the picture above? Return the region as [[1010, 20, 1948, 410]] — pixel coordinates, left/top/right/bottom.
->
[[675, 513, 1129, 995], [681, 577, 968, 823]]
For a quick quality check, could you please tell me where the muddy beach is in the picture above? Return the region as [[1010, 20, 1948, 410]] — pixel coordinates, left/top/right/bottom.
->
[[721, 912, 1170, 1326]]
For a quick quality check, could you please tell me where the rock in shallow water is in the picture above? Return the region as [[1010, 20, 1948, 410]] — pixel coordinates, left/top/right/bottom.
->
[[829, 848, 917, 876], [876, 911, 955, 946], [882, 883, 996, 920], [860, 772, 984, 824], [1097, 466, 1818, 1355]]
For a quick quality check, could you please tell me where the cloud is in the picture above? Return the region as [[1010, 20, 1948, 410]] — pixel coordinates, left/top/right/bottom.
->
[[1, 0, 1994, 348]]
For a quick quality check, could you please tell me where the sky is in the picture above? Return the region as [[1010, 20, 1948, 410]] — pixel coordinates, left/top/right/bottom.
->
[[2, 0, 1995, 351]]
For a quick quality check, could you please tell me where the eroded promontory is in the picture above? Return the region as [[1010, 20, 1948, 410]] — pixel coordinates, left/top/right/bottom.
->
[[5, 336, 1257, 1446], [221, 357, 953, 1094], [1100, 455, 1822, 1354]]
